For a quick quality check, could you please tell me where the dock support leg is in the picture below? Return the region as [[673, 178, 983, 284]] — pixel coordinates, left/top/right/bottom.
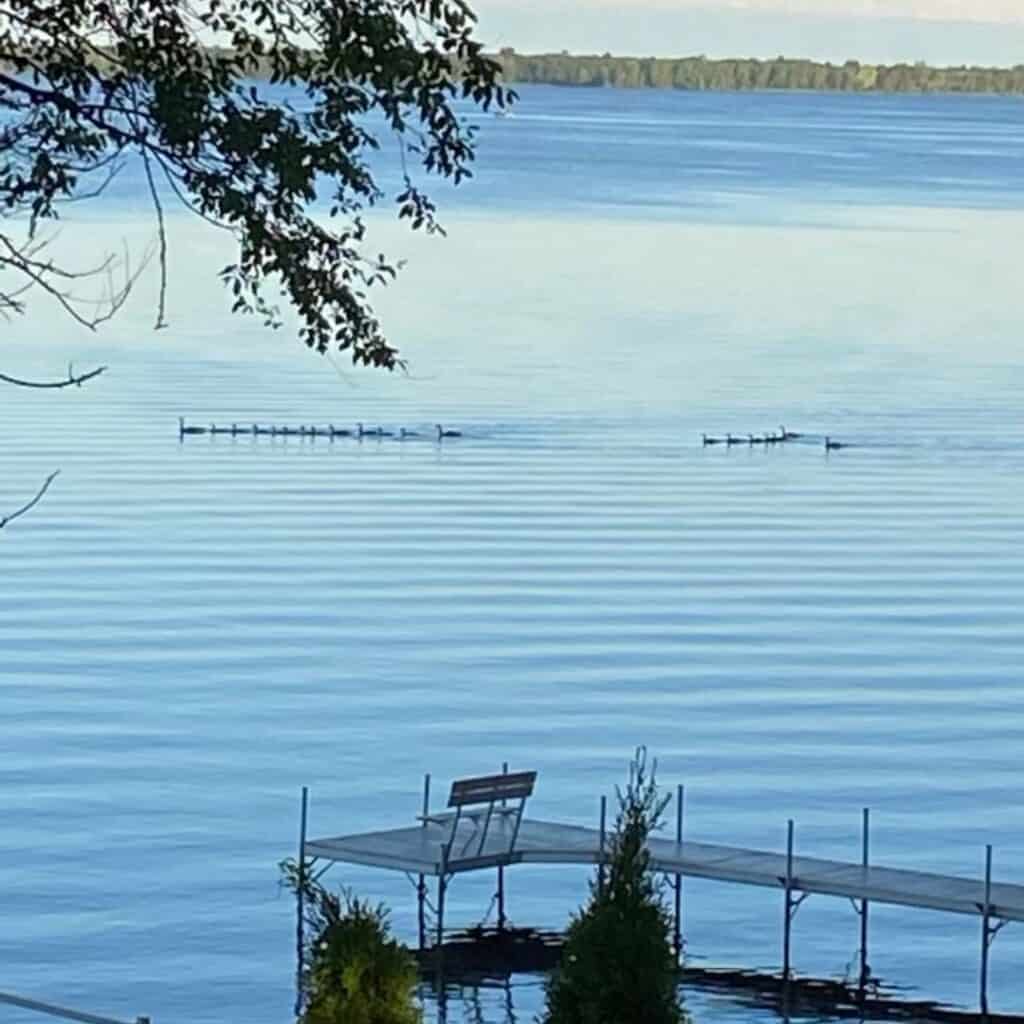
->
[[498, 763, 507, 932], [436, 843, 450, 1003], [436, 873, 447, 952], [419, 773, 431, 951], [673, 784, 685, 961], [980, 844, 992, 1019], [597, 795, 608, 898], [497, 865, 506, 932], [417, 877, 426, 951], [782, 819, 794, 985], [295, 786, 308, 1017], [859, 807, 871, 995], [437, 843, 450, 950]]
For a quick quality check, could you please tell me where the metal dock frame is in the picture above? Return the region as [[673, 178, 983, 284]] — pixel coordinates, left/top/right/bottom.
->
[[300, 774, 1021, 1018]]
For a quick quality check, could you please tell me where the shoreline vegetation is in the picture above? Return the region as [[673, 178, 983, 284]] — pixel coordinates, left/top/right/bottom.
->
[[9, 46, 1024, 96], [493, 49, 1024, 95]]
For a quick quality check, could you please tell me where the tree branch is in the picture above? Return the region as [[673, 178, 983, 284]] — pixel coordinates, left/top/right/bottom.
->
[[138, 140, 169, 329], [0, 231, 149, 329], [0, 470, 60, 529], [0, 363, 107, 388]]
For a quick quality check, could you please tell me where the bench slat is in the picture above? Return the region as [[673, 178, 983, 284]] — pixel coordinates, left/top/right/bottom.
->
[[447, 771, 536, 808]]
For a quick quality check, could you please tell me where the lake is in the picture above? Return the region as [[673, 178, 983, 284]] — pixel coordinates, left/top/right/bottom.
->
[[2, 85, 1024, 1024]]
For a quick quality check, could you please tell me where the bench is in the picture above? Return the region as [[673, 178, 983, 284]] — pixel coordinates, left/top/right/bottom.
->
[[420, 770, 537, 861]]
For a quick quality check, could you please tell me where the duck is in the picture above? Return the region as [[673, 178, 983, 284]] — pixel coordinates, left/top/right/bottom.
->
[[748, 434, 766, 445], [329, 425, 353, 439], [436, 424, 462, 440], [780, 425, 802, 441], [702, 434, 723, 446], [725, 433, 743, 446], [399, 428, 420, 439], [178, 417, 206, 437], [357, 422, 392, 438], [825, 436, 845, 451]]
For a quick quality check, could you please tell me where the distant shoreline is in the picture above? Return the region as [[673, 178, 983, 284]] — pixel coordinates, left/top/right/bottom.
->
[[493, 50, 1024, 95], [10, 45, 1020, 97]]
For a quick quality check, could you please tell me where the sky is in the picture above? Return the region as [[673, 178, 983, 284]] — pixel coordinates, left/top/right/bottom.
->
[[472, 0, 1024, 66]]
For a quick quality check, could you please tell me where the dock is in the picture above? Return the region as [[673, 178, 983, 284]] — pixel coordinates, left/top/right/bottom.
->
[[297, 770, 1021, 1017]]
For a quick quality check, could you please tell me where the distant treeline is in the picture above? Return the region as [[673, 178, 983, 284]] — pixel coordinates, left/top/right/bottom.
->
[[11, 45, 1021, 96], [494, 50, 1024, 95]]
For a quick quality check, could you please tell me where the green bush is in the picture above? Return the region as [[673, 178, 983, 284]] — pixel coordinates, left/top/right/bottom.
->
[[543, 749, 684, 1024], [281, 860, 420, 1024]]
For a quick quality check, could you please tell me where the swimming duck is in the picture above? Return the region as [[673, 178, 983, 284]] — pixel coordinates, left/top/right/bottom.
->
[[748, 434, 766, 445], [357, 423, 392, 438], [400, 428, 420, 439], [825, 436, 844, 451], [178, 418, 206, 437], [725, 433, 743, 446], [436, 424, 462, 440], [702, 434, 723, 446]]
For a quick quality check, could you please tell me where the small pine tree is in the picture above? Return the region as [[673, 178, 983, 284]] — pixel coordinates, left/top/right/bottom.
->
[[281, 860, 421, 1024], [544, 749, 684, 1024]]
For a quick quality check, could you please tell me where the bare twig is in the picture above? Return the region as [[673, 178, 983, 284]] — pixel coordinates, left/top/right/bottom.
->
[[0, 364, 107, 388], [0, 231, 149, 329], [0, 470, 60, 529], [139, 143, 169, 329]]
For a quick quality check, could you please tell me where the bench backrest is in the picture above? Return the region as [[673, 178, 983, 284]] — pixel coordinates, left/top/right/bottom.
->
[[448, 771, 536, 809]]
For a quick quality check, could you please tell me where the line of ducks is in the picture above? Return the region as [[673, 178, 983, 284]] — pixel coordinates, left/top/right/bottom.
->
[[703, 426, 846, 451], [179, 419, 462, 441]]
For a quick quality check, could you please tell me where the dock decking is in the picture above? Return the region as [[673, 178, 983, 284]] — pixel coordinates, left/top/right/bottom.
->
[[307, 814, 1024, 923]]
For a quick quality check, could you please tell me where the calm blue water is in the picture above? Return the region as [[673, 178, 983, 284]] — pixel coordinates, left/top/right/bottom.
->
[[3, 85, 1024, 1024]]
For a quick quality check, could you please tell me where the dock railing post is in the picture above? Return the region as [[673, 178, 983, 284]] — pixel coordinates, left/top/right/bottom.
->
[[859, 807, 870, 995], [981, 844, 993, 1019], [597, 795, 608, 898], [673, 784, 685, 961], [497, 762, 508, 932], [295, 786, 309, 1017], [418, 773, 431, 951], [783, 818, 794, 985]]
